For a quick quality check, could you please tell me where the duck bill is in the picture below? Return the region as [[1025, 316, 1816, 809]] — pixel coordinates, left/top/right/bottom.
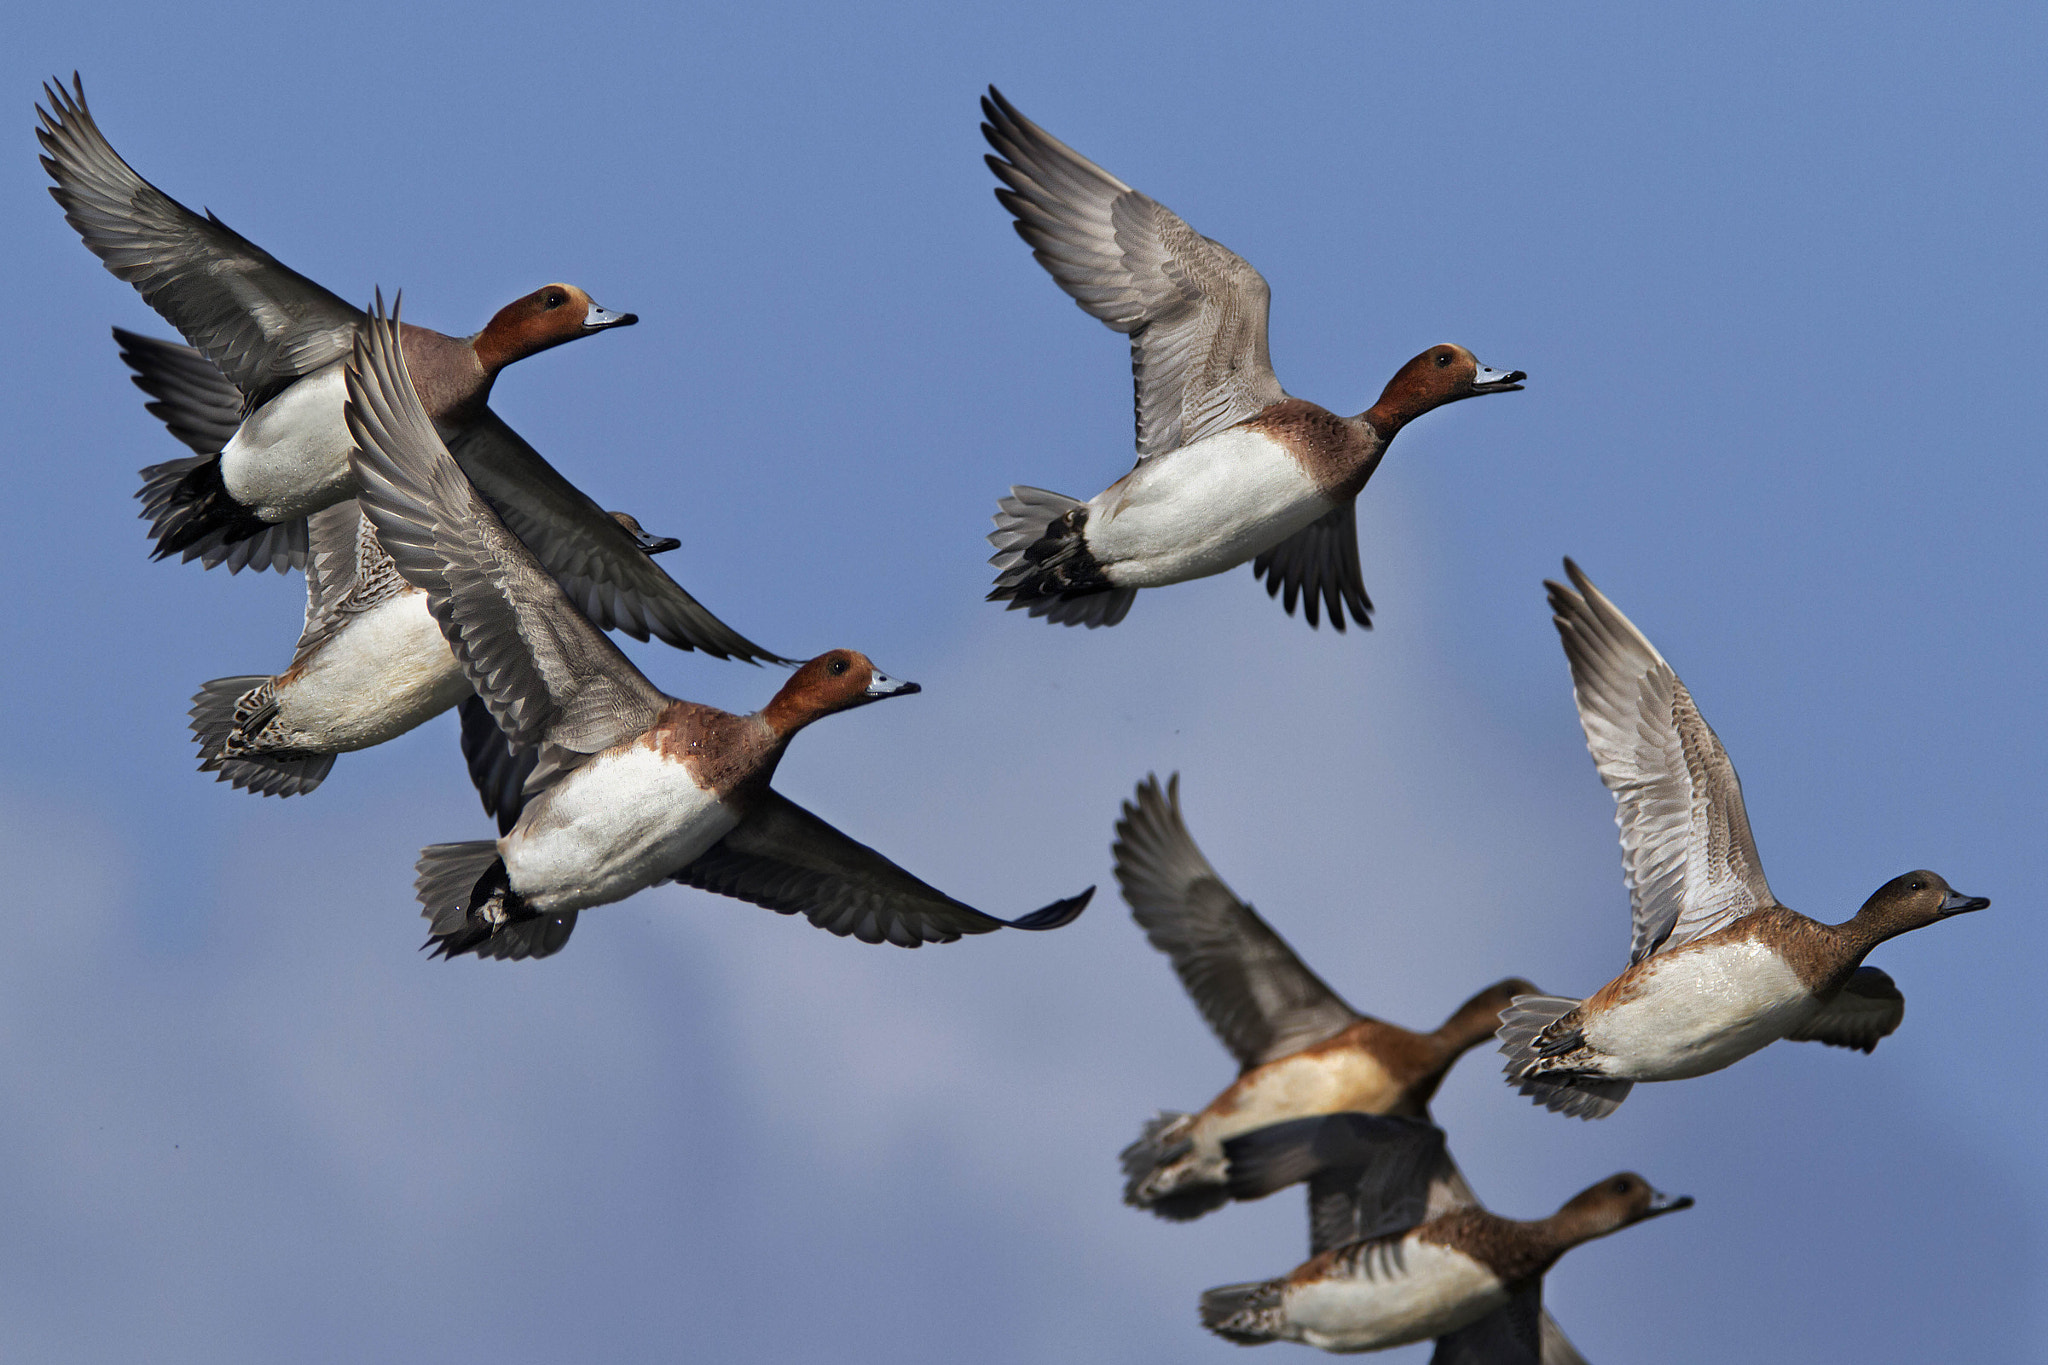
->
[[1471, 362, 1526, 394], [1938, 889, 1990, 916], [583, 300, 638, 331], [861, 670, 921, 703], [1644, 1189, 1694, 1218]]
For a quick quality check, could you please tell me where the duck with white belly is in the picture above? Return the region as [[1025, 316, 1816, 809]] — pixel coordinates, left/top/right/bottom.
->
[[979, 88, 1523, 629], [346, 299, 1090, 959], [1203, 1112, 1689, 1357], [43, 79, 773, 667], [1497, 560, 1989, 1118]]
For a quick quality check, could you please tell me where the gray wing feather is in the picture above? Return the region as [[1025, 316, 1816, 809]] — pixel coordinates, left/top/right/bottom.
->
[[676, 792, 1091, 948], [1548, 560, 1777, 962], [1113, 774, 1360, 1070], [113, 328, 242, 454], [1785, 966, 1904, 1053], [1223, 1113, 1463, 1253], [1538, 1311, 1589, 1365], [447, 414, 791, 664], [343, 296, 668, 781], [982, 88, 1287, 459], [1431, 1282, 1545, 1365], [1251, 503, 1374, 631], [458, 694, 537, 836], [40, 77, 362, 404]]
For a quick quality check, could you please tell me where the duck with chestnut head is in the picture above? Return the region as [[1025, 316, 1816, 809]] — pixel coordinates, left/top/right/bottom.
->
[[41, 79, 774, 664], [1498, 561, 1989, 1118], [979, 88, 1524, 629], [346, 300, 1090, 960]]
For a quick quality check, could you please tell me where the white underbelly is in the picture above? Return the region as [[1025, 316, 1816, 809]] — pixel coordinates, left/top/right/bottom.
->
[[1087, 428, 1328, 587], [1586, 943, 1822, 1081], [219, 364, 355, 523], [502, 746, 739, 913], [270, 591, 467, 751], [1285, 1241, 1507, 1351]]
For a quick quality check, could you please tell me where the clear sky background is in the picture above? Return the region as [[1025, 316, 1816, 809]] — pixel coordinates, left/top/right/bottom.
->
[[2, 4, 2042, 1361]]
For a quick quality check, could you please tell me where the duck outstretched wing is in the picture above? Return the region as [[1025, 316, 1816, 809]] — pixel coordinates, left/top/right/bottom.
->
[[1547, 559, 1778, 962], [40, 76, 361, 406], [675, 792, 1092, 947], [1113, 774, 1360, 1070], [982, 87, 1286, 460]]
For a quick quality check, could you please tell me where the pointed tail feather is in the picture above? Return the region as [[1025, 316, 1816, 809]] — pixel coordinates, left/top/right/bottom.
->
[[986, 486, 1136, 627], [137, 455, 307, 573], [1497, 993, 1633, 1119], [189, 676, 334, 797], [413, 842, 573, 961], [1200, 1279, 1288, 1345], [1119, 1111, 1229, 1220]]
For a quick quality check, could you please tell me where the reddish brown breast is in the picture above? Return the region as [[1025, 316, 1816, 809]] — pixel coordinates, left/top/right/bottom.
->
[[1242, 398, 1384, 500], [397, 324, 491, 423], [642, 700, 786, 807]]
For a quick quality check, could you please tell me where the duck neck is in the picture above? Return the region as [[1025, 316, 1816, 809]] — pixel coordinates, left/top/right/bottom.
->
[[399, 324, 494, 421], [1434, 988, 1511, 1061]]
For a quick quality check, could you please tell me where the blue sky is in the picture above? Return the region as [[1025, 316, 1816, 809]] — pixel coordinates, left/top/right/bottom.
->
[[3, 3, 2043, 1361]]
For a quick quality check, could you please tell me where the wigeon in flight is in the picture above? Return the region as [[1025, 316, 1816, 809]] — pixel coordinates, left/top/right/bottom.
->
[[1499, 561, 1988, 1118], [101, 328, 781, 795], [980, 88, 1524, 628], [1206, 1112, 1689, 1356], [345, 298, 1091, 959], [40, 78, 769, 663], [1112, 776, 1537, 1217]]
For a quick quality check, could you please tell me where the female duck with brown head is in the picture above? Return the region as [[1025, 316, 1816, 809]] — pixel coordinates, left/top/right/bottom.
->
[[1111, 776, 1540, 1219], [1205, 1112, 1690, 1355], [1498, 561, 1989, 1119], [980, 88, 1524, 628], [346, 301, 1090, 960]]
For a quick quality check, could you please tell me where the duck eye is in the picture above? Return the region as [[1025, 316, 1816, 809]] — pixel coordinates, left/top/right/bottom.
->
[[1909, 879, 1926, 891], [544, 291, 566, 308], [1435, 352, 1451, 367], [827, 658, 849, 676]]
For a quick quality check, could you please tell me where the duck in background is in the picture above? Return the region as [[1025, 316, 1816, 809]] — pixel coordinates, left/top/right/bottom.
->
[[1499, 560, 1988, 1118], [1112, 775, 1536, 1216], [1205, 1111, 1688, 1358], [347, 297, 1090, 959], [980, 88, 1523, 628]]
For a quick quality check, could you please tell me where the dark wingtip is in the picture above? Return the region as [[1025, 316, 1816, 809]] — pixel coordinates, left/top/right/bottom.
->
[[1007, 885, 1093, 930]]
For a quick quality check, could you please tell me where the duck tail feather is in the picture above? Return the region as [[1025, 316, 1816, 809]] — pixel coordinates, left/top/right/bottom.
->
[[986, 486, 1134, 627], [1200, 1278, 1288, 1345], [188, 676, 334, 797]]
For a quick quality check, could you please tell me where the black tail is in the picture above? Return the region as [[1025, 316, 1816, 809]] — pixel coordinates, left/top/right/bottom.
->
[[986, 486, 1137, 628], [137, 454, 306, 574], [413, 840, 575, 961]]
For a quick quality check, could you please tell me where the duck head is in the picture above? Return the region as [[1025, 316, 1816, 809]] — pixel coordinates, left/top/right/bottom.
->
[[1552, 1172, 1694, 1247], [1364, 344, 1524, 437], [762, 650, 920, 735], [1854, 870, 1989, 942], [472, 283, 638, 373]]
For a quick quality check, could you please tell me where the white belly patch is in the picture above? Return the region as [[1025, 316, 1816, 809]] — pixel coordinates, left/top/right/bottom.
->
[[502, 746, 739, 914], [271, 591, 467, 751], [1585, 942, 1822, 1081], [1086, 428, 1327, 588], [1285, 1241, 1507, 1351], [219, 363, 355, 523]]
